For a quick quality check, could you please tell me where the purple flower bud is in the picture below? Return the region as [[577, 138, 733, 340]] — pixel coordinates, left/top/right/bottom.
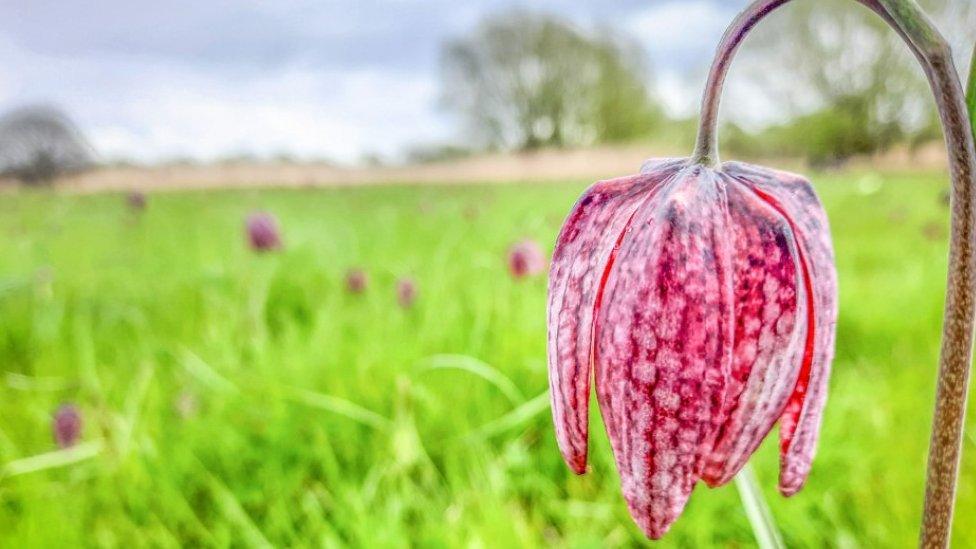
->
[[246, 212, 282, 252], [346, 269, 368, 294], [53, 404, 82, 449], [127, 190, 147, 211], [396, 277, 417, 309], [508, 239, 546, 279]]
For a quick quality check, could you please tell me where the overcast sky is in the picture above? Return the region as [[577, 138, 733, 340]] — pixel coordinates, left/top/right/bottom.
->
[[0, 0, 769, 164]]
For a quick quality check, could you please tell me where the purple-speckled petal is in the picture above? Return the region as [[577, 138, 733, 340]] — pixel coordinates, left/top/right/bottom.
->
[[701, 181, 807, 486], [547, 159, 685, 474], [594, 166, 734, 539], [725, 162, 838, 496]]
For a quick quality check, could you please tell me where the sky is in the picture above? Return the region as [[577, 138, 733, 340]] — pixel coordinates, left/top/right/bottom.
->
[[0, 0, 760, 164]]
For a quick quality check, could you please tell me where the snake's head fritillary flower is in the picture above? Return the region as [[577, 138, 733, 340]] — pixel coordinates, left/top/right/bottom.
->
[[346, 269, 368, 294], [127, 190, 147, 211], [246, 212, 282, 252], [397, 277, 417, 309], [508, 239, 546, 279], [547, 158, 837, 539], [53, 403, 82, 449]]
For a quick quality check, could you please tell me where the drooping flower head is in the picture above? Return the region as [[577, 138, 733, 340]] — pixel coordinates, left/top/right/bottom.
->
[[53, 403, 82, 448], [508, 239, 546, 279], [397, 277, 418, 309], [346, 268, 369, 294], [547, 158, 837, 538], [246, 211, 282, 252]]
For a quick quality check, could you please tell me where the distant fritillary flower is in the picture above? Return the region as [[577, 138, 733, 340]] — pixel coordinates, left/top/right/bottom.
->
[[397, 277, 417, 309], [508, 239, 546, 279], [53, 404, 82, 449], [346, 269, 368, 294], [246, 211, 282, 252]]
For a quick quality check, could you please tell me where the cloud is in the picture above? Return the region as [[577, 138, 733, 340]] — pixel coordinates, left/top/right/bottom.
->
[[0, 1, 748, 163], [0, 33, 449, 164]]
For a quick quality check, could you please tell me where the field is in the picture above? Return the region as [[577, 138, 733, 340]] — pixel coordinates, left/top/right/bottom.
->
[[0, 169, 974, 547]]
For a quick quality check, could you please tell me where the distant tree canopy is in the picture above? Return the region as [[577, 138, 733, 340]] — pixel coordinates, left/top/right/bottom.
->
[[0, 105, 94, 184], [440, 11, 661, 151], [737, 0, 976, 164]]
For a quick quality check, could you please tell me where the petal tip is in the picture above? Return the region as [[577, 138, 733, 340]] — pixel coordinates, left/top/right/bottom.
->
[[778, 479, 804, 497], [566, 453, 588, 475], [632, 512, 674, 541], [777, 466, 808, 497]]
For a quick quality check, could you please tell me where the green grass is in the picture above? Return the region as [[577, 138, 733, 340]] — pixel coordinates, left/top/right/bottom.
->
[[0, 170, 973, 547]]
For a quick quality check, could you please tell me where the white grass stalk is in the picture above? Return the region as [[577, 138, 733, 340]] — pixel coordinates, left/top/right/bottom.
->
[[470, 392, 549, 439], [2, 440, 104, 478], [418, 354, 525, 404], [734, 463, 785, 549]]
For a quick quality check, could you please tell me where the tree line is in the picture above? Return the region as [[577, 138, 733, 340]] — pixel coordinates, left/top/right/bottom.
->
[[436, 2, 976, 166]]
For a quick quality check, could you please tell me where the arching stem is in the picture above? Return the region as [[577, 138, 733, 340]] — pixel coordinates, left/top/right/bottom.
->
[[690, 0, 790, 167], [694, 1, 976, 547], [968, 45, 976, 137]]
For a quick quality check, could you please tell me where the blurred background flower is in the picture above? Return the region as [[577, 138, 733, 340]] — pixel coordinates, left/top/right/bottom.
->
[[52, 404, 82, 449], [246, 211, 282, 252], [507, 239, 546, 279], [397, 277, 418, 309], [346, 268, 368, 294]]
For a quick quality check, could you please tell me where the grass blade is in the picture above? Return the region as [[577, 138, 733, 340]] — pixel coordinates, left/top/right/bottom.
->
[[2, 440, 105, 479], [418, 354, 524, 404], [4, 372, 71, 392], [181, 349, 238, 394], [283, 387, 391, 431], [470, 391, 549, 439], [734, 463, 785, 549], [201, 466, 273, 548]]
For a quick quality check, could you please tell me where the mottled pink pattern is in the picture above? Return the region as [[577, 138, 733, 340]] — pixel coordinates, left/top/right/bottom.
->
[[547, 158, 837, 538], [547, 159, 685, 473], [595, 167, 734, 538], [702, 184, 807, 486], [725, 162, 838, 496]]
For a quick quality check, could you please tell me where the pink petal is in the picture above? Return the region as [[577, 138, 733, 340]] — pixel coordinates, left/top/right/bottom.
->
[[725, 162, 838, 496], [701, 183, 807, 486], [547, 159, 683, 474], [594, 166, 734, 539]]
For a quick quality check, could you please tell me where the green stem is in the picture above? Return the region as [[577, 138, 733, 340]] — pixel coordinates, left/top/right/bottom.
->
[[695, 2, 976, 547], [734, 464, 785, 549], [968, 45, 976, 138]]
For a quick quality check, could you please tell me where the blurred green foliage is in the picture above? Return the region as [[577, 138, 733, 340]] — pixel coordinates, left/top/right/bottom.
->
[[0, 171, 974, 546]]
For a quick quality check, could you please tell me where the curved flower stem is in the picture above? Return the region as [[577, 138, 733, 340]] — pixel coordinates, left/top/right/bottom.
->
[[690, 0, 790, 167], [968, 45, 976, 136], [693, 1, 976, 547]]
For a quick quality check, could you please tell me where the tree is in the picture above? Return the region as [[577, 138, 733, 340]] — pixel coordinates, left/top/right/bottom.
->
[[440, 10, 661, 151], [0, 105, 94, 184], [736, 0, 976, 163]]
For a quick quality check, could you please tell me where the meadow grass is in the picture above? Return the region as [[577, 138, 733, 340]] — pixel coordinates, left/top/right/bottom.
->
[[0, 169, 974, 547]]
